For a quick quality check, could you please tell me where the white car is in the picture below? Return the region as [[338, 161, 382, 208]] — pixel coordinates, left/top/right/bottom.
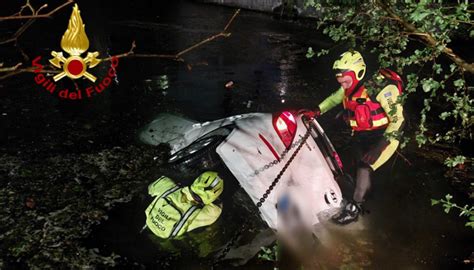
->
[[139, 111, 350, 230]]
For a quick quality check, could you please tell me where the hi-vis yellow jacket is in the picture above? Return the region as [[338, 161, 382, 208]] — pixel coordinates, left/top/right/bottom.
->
[[145, 176, 222, 239]]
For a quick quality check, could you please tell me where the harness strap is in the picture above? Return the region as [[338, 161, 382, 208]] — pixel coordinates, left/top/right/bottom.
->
[[371, 107, 385, 115], [349, 118, 388, 129], [347, 107, 385, 117]]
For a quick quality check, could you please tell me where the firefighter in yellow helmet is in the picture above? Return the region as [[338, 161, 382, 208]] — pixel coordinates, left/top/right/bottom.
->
[[144, 171, 224, 238], [301, 51, 405, 224]]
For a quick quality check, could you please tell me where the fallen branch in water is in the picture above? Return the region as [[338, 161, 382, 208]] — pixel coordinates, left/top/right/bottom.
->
[[102, 8, 241, 62]]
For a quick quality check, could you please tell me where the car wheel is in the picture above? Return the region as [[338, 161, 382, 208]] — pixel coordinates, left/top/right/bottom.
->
[[168, 135, 226, 173]]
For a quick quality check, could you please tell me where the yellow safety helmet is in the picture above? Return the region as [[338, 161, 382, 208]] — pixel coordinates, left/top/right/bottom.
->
[[333, 51, 366, 81], [191, 171, 224, 205]]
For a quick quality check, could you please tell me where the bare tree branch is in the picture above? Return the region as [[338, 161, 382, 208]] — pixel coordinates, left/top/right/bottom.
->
[[223, 8, 240, 32], [103, 41, 179, 62], [0, 63, 22, 73], [0, 0, 74, 21], [0, 0, 74, 45], [0, 8, 241, 81], [0, 66, 58, 81], [102, 9, 241, 62]]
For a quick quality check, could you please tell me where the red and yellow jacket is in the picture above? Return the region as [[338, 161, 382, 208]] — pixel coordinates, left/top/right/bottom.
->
[[318, 70, 405, 170], [318, 70, 404, 135]]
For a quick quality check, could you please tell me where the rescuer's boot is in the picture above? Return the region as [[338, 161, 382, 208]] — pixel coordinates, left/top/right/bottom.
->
[[331, 201, 362, 225]]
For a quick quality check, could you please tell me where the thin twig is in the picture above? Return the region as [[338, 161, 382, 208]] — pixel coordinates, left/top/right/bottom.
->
[[0, 67, 59, 80], [0, 63, 23, 73], [9, 0, 34, 17], [176, 32, 230, 58], [103, 41, 180, 61], [395, 150, 413, 167], [223, 9, 240, 32], [390, 150, 399, 173], [453, 19, 474, 26], [0, 0, 73, 45], [103, 41, 137, 60], [0, 0, 74, 21]]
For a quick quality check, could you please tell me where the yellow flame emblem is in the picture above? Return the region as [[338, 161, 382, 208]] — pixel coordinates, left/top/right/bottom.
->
[[49, 4, 101, 82]]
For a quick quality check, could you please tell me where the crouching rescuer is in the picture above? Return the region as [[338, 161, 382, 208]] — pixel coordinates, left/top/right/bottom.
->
[[144, 171, 224, 238], [302, 51, 405, 225]]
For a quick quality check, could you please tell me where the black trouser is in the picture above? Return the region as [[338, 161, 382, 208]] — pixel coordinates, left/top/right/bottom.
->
[[347, 129, 385, 203]]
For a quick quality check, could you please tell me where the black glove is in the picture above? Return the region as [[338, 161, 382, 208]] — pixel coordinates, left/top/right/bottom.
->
[[361, 139, 390, 165]]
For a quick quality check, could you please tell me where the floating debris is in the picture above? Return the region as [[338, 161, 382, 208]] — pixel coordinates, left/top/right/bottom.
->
[[225, 81, 234, 89]]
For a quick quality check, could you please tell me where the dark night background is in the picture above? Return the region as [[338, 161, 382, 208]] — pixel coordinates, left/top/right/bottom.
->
[[0, 0, 472, 269]]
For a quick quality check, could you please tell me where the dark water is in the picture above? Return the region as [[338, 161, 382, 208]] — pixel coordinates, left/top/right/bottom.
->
[[1, 0, 472, 269]]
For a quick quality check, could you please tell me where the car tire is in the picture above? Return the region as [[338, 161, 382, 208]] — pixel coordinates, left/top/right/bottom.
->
[[167, 134, 226, 174]]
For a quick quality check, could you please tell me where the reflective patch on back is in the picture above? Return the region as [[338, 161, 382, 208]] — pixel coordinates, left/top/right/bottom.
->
[[384, 92, 392, 98]]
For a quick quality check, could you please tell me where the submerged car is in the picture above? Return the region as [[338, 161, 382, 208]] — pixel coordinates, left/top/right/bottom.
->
[[139, 111, 350, 230]]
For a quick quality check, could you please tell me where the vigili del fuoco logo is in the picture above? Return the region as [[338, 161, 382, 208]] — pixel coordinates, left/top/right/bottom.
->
[[31, 4, 118, 100]]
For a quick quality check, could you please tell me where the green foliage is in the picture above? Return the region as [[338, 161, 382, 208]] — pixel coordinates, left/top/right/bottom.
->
[[422, 78, 441, 93], [158, 75, 169, 90], [431, 194, 474, 229], [306, 47, 315, 59], [258, 242, 278, 262], [444, 155, 467, 168], [304, 0, 473, 154], [304, 0, 473, 226], [317, 49, 329, 57]]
